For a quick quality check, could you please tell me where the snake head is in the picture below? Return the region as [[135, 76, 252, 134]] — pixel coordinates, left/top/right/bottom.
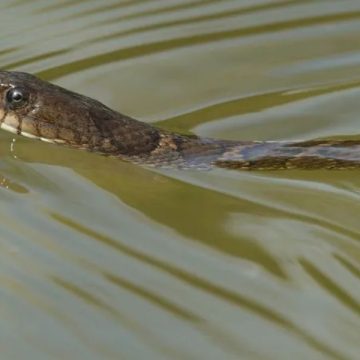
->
[[0, 70, 104, 147], [0, 71, 161, 156]]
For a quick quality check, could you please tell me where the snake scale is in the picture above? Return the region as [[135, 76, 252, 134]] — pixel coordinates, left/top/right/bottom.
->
[[0, 71, 359, 170]]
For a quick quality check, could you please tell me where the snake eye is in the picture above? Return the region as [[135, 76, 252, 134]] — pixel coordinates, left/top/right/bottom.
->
[[6, 87, 28, 108]]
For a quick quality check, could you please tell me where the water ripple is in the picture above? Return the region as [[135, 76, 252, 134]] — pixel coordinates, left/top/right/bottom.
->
[[0, 1, 360, 359]]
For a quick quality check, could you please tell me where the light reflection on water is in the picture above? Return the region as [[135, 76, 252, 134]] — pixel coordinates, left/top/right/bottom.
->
[[0, 1, 359, 359]]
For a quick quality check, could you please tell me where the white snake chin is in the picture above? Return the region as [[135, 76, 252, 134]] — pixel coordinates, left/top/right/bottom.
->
[[0, 116, 64, 144]]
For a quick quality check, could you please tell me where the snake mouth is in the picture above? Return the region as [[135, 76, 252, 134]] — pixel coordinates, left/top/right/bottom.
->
[[0, 110, 63, 144]]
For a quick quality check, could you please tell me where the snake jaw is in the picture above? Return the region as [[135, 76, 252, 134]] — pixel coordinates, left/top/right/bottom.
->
[[0, 112, 65, 144]]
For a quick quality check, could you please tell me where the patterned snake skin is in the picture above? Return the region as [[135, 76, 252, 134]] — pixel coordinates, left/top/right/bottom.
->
[[0, 71, 359, 170]]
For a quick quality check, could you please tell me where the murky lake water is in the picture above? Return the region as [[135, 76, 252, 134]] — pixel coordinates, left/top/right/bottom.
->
[[0, 1, 359, 359]]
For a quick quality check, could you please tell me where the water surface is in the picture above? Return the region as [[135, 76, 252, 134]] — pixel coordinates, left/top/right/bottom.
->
[[0, 1, 360, 359]]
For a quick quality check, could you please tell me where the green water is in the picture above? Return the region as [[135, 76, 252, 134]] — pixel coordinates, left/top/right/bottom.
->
[[0, 1, 359, 359]]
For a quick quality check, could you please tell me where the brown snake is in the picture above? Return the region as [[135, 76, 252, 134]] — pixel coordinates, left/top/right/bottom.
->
[[0, 71, 359, 170]]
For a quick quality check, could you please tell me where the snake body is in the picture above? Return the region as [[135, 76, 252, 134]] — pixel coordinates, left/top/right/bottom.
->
[[0, 71, 359, 170]]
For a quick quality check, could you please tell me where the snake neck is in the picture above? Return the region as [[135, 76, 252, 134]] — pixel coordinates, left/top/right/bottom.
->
[[125, 133, 360, 170], [63, 106, 360, 170], [27, 101, 360, 170]]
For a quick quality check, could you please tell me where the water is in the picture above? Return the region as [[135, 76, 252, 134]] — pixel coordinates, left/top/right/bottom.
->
[[0, 1, 359, 359]]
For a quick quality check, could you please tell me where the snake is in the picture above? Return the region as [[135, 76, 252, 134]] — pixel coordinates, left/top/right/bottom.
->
[[0, 70, 359, 170]]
